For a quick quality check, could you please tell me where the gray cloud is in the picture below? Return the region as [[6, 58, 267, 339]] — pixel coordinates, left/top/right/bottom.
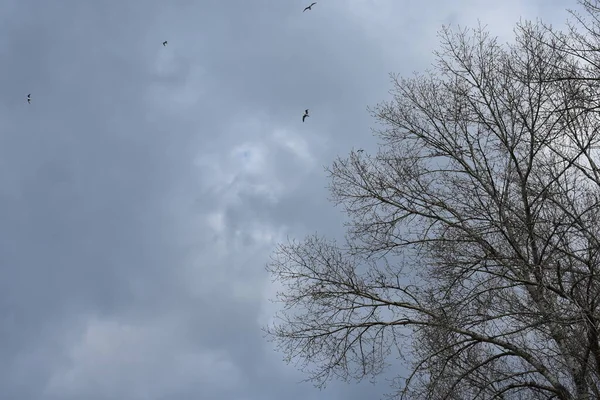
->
[[0, 0, 570, 399]]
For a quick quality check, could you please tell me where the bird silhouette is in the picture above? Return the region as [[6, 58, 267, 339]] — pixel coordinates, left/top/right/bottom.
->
[[162, 41, 168, 46], [27, 94, 31, 104], [303, 2, 317, 12], [357, 149, 364, 153], [302, 109, 310, 122]]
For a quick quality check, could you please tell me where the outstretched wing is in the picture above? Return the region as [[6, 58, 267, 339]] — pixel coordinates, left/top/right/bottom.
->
[[302, 114, 307, 122]]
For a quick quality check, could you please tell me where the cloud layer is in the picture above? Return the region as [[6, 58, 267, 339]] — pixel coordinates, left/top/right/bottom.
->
[[0, 0, 570, 398]]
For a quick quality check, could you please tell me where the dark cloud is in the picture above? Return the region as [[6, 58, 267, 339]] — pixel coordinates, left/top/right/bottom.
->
[[0, 0, 568, 399]]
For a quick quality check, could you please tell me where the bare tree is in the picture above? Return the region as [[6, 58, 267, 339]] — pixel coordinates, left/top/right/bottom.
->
[[265, 2, 600, 399]]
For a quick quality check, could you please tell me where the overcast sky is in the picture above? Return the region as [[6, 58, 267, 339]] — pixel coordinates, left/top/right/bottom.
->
[[0, 1, 572, 399]]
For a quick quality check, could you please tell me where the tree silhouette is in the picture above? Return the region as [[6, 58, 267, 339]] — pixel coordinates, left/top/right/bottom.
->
[[265, 1, 600, 398]]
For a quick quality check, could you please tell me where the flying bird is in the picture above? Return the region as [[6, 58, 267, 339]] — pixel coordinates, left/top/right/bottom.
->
[[302, 109, 309, 122], [27, 94, 31, 104], [303, 2, 317, 12], [357, 149, 364, 153], [162, 41, 168, 46]]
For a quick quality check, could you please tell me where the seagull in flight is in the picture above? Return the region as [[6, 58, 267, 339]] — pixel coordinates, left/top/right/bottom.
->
[[162, 41, 168, 46], [27, 94, 31, 104], [303, 2, 317, 12], [302, 109, 309, 122]]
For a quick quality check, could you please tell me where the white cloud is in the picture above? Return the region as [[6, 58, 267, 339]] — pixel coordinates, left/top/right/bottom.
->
[[272, 128, 316, 167], [44, 314, 243, 399]]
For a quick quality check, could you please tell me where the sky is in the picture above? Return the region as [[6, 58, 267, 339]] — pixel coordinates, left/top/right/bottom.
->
[[0, 1, 572, 399]]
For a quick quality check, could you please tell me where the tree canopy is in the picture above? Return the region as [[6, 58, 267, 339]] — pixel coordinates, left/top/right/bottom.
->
[[265, 1, 600, 399]]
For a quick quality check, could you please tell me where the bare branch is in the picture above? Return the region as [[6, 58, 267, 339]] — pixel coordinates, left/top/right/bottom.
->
[[265, 3, 600, 399]]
